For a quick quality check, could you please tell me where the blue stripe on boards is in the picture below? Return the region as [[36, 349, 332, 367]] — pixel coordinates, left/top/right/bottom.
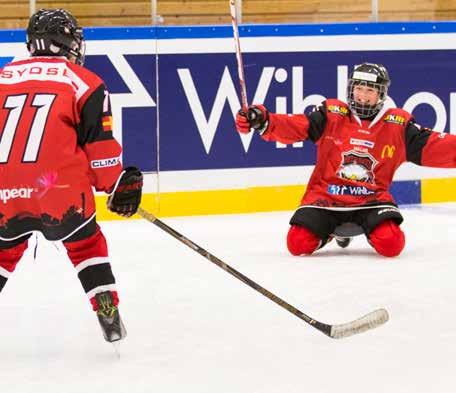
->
[[2, 21, 456, 42]]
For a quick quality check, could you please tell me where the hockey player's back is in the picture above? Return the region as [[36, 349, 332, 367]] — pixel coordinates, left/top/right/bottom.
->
[[0, 8, 143, 346], [0, 56, 120, 239]]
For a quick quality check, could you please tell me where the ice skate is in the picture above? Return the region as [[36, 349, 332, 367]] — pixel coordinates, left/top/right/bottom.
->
[[95, 291, 127, 343]]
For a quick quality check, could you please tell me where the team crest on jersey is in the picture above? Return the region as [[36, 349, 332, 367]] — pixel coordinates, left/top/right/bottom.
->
[[327, 105, 349, 116], [337, 150, 378, 184], [384, 114, 405, 125]]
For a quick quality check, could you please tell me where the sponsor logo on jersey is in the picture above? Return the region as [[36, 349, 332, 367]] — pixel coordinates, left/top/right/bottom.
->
[[324, 136, 343, 145], [357, 129, 371, 135], [327, 105, 349, 116], [91, 157, 120, 168], [383, 114, 405, 125], [327, 184, 375, 196], [0, 187, 35, 204], [350, 138, 375, 149], [337, 150, 378, 184], [0, 62, 89, 100], [381, 144, 396, 159], [353, 146, 368, 153]]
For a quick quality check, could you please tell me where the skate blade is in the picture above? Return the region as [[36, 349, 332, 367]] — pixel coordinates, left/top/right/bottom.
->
[[111, 341, 121, 359]]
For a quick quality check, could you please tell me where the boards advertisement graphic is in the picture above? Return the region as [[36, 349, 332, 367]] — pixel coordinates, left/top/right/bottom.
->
[[1, 23, 456, 217]]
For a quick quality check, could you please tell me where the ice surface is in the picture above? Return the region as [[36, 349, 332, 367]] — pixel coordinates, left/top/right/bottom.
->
[[2, 203, 456, 393]]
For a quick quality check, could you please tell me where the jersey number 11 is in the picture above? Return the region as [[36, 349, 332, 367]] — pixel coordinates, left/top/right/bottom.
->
[[0, 93, 56, 163]]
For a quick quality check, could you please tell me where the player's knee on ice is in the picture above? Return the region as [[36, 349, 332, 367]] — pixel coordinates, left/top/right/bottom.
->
[[287, 225, 321, 256], [368, 220, 405, 257]]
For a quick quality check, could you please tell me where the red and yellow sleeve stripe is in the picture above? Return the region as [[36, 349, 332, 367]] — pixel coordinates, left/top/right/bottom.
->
[[102, 115, 113, 132]]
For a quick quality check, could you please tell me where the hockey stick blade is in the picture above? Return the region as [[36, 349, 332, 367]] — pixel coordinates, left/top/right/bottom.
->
[[137, 207, 389, 339], [330, 308, 389, 339]]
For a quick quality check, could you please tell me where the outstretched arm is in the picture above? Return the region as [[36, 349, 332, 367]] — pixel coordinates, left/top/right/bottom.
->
[[405, 120, 456, 167], [235, 104, 327, 144]]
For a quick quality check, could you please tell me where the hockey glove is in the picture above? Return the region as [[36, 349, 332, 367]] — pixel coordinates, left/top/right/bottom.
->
[[107, 167, 143, 217], [235, 105, 269, 135]]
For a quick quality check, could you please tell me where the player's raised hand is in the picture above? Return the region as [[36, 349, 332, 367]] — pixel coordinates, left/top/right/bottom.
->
[[235, 110, 250, 134], [235, 105, 269, 135]]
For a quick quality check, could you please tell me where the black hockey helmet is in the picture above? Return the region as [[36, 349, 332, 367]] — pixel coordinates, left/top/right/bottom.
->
[[347, 63, 390, 119], [26, 9, 85, 65]]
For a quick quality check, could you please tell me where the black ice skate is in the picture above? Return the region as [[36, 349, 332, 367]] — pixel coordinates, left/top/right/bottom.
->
[[335, 237, 352, 249], [95, 291, 127, 343]]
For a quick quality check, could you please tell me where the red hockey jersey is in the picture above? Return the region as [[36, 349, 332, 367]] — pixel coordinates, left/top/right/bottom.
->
[[262, 98, 456, 209], [0, 57, 122, 241]]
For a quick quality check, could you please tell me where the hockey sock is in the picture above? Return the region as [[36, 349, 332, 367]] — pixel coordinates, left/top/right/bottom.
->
[[0, 240, 28, 291], [63, 226, 118, 310]]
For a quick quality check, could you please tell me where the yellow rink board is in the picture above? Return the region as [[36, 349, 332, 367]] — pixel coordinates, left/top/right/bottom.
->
[[95, 185, 306, 220], [421, 178, 456, 203], [95, 177, 456, 221]]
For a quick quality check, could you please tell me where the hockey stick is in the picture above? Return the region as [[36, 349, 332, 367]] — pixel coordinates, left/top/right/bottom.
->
[[229, 0, 248, 111], [137, 207, 389, 339]]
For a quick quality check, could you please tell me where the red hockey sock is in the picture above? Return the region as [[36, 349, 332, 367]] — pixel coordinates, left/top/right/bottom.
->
[[64, 226, 108, 266], [0, 240, 28, 276], [287, 225, 321, 256], [368, 220, 405, 258], [64, 226, 118, 310]]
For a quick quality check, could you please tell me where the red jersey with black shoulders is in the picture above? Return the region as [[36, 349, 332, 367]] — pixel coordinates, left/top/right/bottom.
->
[[261, 98, 456, 209], [0, 56, 122, 241]]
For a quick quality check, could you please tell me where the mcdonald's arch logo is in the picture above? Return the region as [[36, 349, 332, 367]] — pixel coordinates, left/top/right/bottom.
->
[[381, 145, 396, 159]]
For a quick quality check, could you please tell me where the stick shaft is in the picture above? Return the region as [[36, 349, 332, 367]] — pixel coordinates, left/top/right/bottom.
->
[[138, 208, 389, 338], [137, 207, 332, 336], [229, 0, 248, 111]]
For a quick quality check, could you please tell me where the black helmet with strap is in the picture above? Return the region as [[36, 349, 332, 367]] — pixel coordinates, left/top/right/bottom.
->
[[26, 9, 85, 65]]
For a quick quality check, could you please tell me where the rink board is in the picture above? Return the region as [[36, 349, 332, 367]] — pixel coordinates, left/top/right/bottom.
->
[[1, 22, 456, 219]]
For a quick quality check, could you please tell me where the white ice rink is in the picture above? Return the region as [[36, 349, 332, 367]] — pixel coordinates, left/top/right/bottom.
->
[[2, 203, 456, 393]]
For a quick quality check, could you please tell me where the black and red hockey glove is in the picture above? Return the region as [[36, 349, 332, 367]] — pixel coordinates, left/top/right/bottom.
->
[[107, 166, 143, 217], [235, 105, 269, 135]]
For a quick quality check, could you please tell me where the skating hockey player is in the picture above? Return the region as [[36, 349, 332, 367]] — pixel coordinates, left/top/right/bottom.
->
[[0, 9, 143, 342]]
